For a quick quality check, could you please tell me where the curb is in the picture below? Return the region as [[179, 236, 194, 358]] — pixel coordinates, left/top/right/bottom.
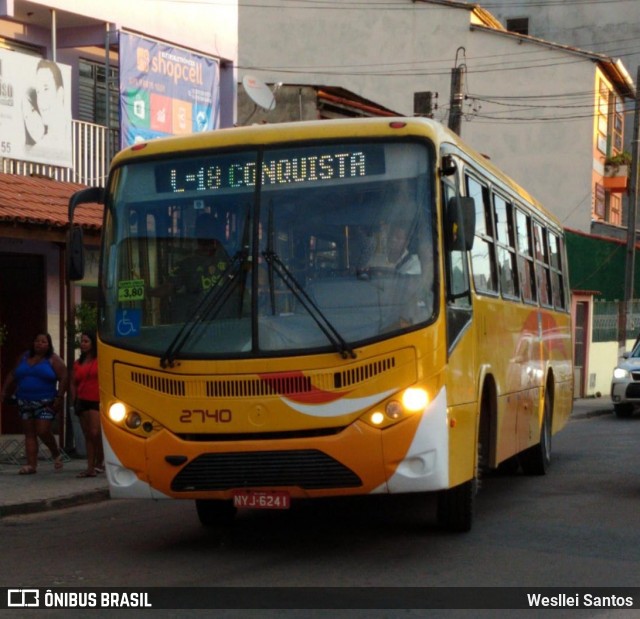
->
[[571, 408, 613, 420], [0, 488, 110, 518]]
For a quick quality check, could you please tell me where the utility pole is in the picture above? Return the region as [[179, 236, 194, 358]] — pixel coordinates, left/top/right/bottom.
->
[[619, 66, 640, 358], [448, 48, 465, 136]]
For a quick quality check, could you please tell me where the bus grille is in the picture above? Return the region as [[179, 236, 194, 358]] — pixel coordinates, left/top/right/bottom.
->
[[170, 449, 362, 491], [123, 354, 397, 398], [131, 371, 186, 396], [206, 375, 312, 397], [335, 356, 395, 388]]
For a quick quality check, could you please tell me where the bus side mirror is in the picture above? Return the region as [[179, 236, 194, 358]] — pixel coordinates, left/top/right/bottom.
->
[[67, 225, 85, 281], [446, 196, 475, 251], [67, 186, 104, 281]]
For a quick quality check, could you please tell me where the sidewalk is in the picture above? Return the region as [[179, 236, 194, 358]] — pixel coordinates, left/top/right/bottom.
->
[[0, 440, 109, 518], [0, 397, 615, 519], [570, 394, 614, 419]]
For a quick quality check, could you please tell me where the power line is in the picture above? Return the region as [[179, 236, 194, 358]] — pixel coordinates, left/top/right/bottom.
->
[[482, 0, 636, 7], [143, 0, 640, 9]]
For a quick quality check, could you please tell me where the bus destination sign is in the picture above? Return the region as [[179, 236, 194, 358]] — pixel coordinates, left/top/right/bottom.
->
[[155, 144, 386, 193]]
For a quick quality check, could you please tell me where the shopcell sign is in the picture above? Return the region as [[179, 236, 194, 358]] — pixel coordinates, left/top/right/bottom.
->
[[0, 50, 72, 168], [119, 32, 220, 149]]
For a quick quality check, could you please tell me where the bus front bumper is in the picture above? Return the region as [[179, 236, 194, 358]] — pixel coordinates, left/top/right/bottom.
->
[[102, 387, 451, 501]]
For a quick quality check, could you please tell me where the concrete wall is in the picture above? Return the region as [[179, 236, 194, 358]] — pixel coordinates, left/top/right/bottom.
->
[[237, 85, 320, 126], [488, 0, 639, 73], [488, 0, 639, 197], [239, 0, 609, 233]]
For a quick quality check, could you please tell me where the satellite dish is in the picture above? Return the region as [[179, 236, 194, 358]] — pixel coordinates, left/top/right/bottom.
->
[[242, 75, 276, 111]]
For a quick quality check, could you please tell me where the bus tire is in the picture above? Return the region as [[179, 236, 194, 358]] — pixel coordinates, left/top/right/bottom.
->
[[436, 478, 475, 533], [195, 499, 237, 527], [519, 390, 552, 476]]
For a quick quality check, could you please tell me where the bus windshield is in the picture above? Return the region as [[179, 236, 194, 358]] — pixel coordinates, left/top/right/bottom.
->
[[100, 139, 436, 359]]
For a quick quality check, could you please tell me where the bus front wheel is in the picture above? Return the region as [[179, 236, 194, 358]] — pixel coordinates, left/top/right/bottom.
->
[[436, 478, 475, 533], [195, 499, 237, 527]]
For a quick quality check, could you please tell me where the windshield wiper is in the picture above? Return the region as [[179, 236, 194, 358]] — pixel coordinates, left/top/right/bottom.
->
[[262, 249, 356, 360], [160, 211, 252, 369], [159, 251, 248, 368]]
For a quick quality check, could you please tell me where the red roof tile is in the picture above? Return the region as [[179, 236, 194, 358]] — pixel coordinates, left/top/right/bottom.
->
[[0, 173, 102, 230]]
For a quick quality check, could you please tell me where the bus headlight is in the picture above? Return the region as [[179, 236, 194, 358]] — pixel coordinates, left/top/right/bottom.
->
[[402, 388, 429, 412], [364, 388, 430, 428], [126, 411, 142, 429], [385, 400, 403, 419], [108, 402, 127, 423], [107, 402, 156, 436]]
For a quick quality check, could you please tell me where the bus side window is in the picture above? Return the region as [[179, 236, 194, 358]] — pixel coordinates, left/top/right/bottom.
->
[[493, 193, 520, 299], [466, 174, 497, 294], [548, 232, 566, 309], [515, 208, 537, 304], [533, 221, 552, 307]]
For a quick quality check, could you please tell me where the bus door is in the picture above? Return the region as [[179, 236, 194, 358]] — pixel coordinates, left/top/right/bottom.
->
[[440, 168, 478, 484], [441, 173, 475, 405]]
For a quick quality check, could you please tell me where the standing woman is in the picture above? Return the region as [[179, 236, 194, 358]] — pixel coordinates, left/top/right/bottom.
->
[[0, 332, 67, 474], [70, 331, 103, 478]]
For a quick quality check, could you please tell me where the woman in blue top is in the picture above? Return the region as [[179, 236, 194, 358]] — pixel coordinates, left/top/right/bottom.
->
[[0, 332, 68, 474]]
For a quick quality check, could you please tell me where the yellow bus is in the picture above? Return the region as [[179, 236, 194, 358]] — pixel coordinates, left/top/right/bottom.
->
[[68, 117, 573, 531]]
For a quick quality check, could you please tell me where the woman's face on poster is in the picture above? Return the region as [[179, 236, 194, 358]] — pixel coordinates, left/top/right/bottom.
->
[[22, 89, 45, 143], [35, 67, 63, 126]]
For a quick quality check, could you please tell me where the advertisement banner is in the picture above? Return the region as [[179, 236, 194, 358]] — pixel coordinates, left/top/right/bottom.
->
[[0, 50, 72, 167], [119, 32, 220, 149]]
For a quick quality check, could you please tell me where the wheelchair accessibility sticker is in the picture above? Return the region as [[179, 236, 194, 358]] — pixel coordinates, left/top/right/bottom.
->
[[116, 309, 141, 337]]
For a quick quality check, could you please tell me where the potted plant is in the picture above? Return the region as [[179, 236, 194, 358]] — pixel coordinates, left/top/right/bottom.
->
[[72, 302, 98, 348], [604, 151, 632, 176]]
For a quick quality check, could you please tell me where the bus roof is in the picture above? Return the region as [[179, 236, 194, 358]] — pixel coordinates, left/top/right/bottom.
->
[[112, 116, 560, 228]]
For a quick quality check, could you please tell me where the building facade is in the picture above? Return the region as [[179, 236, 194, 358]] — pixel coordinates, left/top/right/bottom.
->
[[487, 0, 639, 72], [485, 0, 640, 236], [239, 0, 634, 235], [238, 0, 637, 396], [0, 0, 238, 435]]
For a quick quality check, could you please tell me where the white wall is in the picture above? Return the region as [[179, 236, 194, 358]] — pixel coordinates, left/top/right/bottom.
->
[[239, 0, 605, 233], [30, 0, 238, 61], [588, 339, 636, 397]]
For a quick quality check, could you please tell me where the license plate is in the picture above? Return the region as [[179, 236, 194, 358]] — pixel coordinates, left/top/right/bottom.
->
[[232, 490, 290, 510]]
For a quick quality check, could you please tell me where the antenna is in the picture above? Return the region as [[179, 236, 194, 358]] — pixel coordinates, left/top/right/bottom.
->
[[242, 75, 276, 111]]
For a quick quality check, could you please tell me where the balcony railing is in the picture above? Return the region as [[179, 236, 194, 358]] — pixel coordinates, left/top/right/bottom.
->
[[1, 119, 117, 188]]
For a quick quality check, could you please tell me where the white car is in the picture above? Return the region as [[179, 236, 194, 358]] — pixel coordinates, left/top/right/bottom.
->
[[611, 346, 640, 417]]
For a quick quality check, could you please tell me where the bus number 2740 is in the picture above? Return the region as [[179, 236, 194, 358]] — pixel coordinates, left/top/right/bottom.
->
[[179, 409, 232, 423]]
